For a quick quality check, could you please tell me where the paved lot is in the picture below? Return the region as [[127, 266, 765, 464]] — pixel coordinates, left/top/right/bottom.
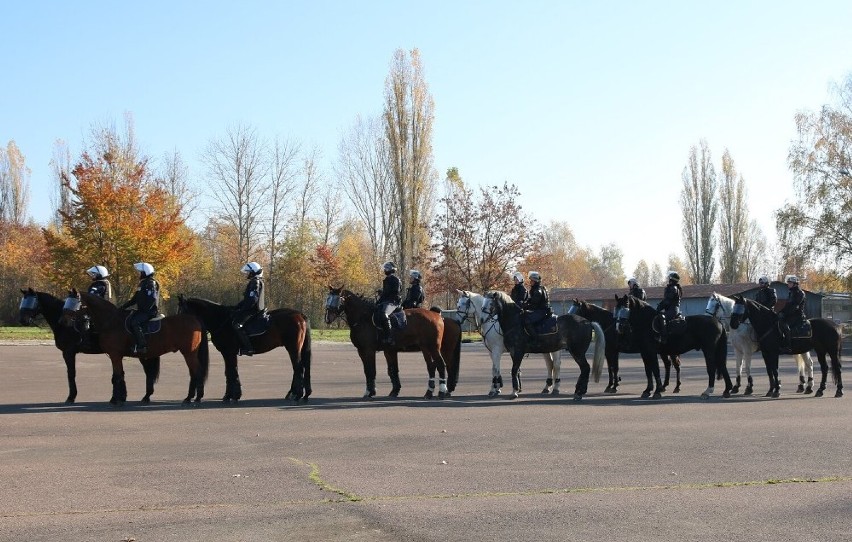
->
[[0, 341, 849, 542]]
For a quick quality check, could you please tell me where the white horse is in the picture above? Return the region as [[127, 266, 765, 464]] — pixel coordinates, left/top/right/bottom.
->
[[705, 292, 814, 394], [456, 290, 562, 396]]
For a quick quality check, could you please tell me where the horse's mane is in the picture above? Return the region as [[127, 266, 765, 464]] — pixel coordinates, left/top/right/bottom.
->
[[486, 290, 514, 305], [576, 299, 608, 313], [628, 294, 652, 309], [81, 291, 117, 311], [187, 297, 225, 307]]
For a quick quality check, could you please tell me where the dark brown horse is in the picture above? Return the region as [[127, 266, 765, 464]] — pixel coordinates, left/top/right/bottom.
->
[[76, 292, 209, 405], [324, 287, 460, 398], [18, 288, 162, 403], [177, 296, 312, 403]]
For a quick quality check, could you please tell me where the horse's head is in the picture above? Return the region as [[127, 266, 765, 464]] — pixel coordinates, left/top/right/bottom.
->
[[324, 286, 345, 325], [18, 288, 40, 326], [481, 291, 501, 318], [705, 293, 722, 318], [567, 298, 584, 316], [455, 290, 477, 324], [729, 294, 747, 330], [59, 288, 83, 327]]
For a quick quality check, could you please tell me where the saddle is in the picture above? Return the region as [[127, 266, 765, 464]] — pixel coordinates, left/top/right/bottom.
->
[[124, 313, 165, 335], [372, 307, 408, 331], [653, 314, 686, 342], [529, 314, 558, 336], [241, 310, 271, 337], [788, 319, 812, 340]]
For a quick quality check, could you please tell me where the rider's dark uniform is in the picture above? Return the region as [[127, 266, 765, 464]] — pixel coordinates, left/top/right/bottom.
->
[[779, 284, 806, 349], [232, 274, 265, 355], [523, 282, 550, 332], [510, 282, 528, 305], [377, 272, 402, 344], [755, 285, 778, 310], [629, 284, 647, 301], [402, 279, 424, 309], [121, 275, 159, 354]]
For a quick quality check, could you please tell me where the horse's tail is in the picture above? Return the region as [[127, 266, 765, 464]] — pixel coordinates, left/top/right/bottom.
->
[[796, 353, 806, 378], [302, 316, 312, 375], [198, 322, 210, 384], [590, 321, 606, 383], [715, 326, 728, 380], [831, 324, 842, 386], [444, 317, 462, 392]]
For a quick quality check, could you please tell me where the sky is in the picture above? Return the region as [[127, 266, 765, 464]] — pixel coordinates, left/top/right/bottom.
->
[[3, 1, 852, 280]]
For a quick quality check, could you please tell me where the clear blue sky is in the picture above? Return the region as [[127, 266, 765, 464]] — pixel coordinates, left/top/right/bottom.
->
[[3, 1, 851, 278]]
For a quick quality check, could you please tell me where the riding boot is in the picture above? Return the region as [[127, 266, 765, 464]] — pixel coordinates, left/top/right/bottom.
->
[[235, 326, 254, 356], [382, 318, 394, 346], [131, 326, 147, 355]]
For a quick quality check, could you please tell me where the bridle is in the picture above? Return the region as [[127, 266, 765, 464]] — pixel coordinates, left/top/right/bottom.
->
[[324, 292, 348, 326]]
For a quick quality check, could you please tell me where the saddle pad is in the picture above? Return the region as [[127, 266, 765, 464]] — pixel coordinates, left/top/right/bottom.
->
[[244, 311, 271, 336], [534, 315, 558, 335], [791, 320, 812, 339], [390, 310, 408, 330]]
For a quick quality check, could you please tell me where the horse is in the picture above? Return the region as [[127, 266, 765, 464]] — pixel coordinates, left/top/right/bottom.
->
[[324, 287, 461, 399], [568, 298, 683, 394], [614, 294, 732, 399], [729, 294, 842, 398], [480, 291, 605, 401], [705, 292, 815, 395], [18, 288, 163, 404], [75, 291, 209, 405], [456, 289, 562, 396], [177, 296, 312, 403]]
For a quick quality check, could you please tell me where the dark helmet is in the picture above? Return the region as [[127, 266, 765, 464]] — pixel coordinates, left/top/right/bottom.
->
[[382, 261, 397, 275], [667, 271, 680, 284]]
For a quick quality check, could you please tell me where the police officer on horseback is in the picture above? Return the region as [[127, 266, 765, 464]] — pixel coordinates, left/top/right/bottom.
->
[[755, 276, 777, 309], [627, 278, 646, 301], [510, 271, 528, 305], [779, 275, 806, 352], [522, 271, 551, 334], [655, 271, 682, 342], [81, 265, 112, 348], [233, 262, 265, 356], [120, 262, 159, 355], [402, 269, 425, 309], [376, 261, 402, 345]]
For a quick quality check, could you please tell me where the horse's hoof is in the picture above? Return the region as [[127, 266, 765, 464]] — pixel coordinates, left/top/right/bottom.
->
[[652, 392, 662, 399], [509, 390, 519, 400], [573, 394, 582, 401], [796, 385, 804, 393], [815, 389, 824, 398], [835, 389, 844, 398], [660, 386, 668, 393], [438, 391, 447, 399], [183, 398, 192, 404], [673, 385, 681, 394], [424, 390, 434, 399], [541, 387, 551, 394], [65, 397, 75, 404], [604, 385, 613, 393], [388, 390, 400, 398], [487, 389, 498, 397], [641, 391, 651, 399], [764, 390, 773, 398], [772, 389, 780, 398], [141, 396, 151, 404], [551, 388, 561, 395], [805, 386, 813, 394], [723, 390, 731, 398], [109, 397, 118, 406], [700, 392, 710, 400], [731, 385, 740, 394]]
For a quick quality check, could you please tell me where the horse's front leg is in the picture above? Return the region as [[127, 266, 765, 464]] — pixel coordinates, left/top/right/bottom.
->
[[661, 354, 671, 392], [62, 350, 78, 404], [815, 352, 829, 397], [222, 353, 242, 402], [509, 352, 523, 399], [541, 353, 555, 394], [571, 350, 590, 401], [183, 352, 204, 405], [140, 356, 161, 404], [385, 350, 401, 397], [109, 356, 127, 406], [286, 346, 305, 403], [673, 355, 682, 394], [489, 345, 503, 397], [359, 348, 377, 398], [434, 348, 449, 398]]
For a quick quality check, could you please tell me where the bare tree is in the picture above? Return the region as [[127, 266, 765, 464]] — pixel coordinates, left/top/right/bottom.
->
[[318, 184, 344, 246], [49, 139, 73, 230], [336, 114, 392, 271], [680, 139, 718, 284], [741, 219, 768, 282], [156, 148, 196, 219], [202, 124, 269, 263], [265, 136, 300, 297], [718, 149, 749, 283], [383, 48, 437, 273], [0, 140, 31, 225]]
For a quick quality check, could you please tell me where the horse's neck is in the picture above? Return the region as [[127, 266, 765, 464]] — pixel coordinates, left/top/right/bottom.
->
[[588, 305, 613, 324], [344, 296, 373, 322], [470, 295, 488, 322], [38, 294, 64, 330], [746, 302, 775, 332]]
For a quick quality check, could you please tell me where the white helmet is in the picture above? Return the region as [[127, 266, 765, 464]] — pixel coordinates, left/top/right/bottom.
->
[[758, 276, 770, 286], [409, 269, 422, 280], [133, 262, 155, 277], [528, 271, 541, 282], [382, 261, 397, 273], [785, 275, 799, 285], [241, 262, 263, 277], [628, 278, 637, 287], [86, 265, 109, 280], [512, 271, 524, 283]]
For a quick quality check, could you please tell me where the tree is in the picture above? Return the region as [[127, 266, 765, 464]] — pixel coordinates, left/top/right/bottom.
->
[[42, 122, 193, 299], [718, 149, 750, 283], [383, 48, 437, 273], [533, 220, 594, 287], [741, 219, 768, 282], [587, 243, 625, 288], [49, 139, 73, 231], [649, 262, 665, 286], [265, 136, 300, 305], [680, 139, 718, 284], [779, 73, 852, 275], [632, 259, 651, 288], [667, 254, 691, 284], [202, 123, 269, 264], [0, 140, 31, 225], [431, 182, 538, 293]]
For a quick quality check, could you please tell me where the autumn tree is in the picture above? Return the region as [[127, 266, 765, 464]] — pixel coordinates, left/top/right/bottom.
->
[[431, 182, 538, 294], [778, 73, 852, 276], [42, 122, 193, 299], [632, 260, 651, 288], [586, 243, 626, 288], [533, 220, 594, 287], [383, 48, 437, 273], [667, 254, 691, 285], [680, 140, 718, 284], [718, 149, 750, 283], [0, 140, 31, 225]]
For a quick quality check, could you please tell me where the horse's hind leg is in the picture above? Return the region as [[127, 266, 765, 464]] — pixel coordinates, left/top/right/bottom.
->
[[743, 351, 754, 395], [510, 355, 523, 399], [661, 355, 671, 392], [109, 357, 127, 406], [140, 357, 160, 404], [429, 347, 449, 399], [673, 355, 682, 394], [489, 348, 503, 397], [182, 353, 203, 404], [386, 352, 402, 397], [62, 350, 78, 404], [222, 355, 242, 402], [571, 350, 591, 401], [541, 353, 555, 394]]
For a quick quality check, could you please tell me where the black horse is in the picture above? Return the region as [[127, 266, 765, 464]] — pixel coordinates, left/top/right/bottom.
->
[[569, 299, 682, 393], [730, 295, 842, 398], [18, 288, 162, 403], [177, 296, 312, 403], [324, 287, 461, 399], [614, 294, 731, 399], [482, 291, 605, 401]]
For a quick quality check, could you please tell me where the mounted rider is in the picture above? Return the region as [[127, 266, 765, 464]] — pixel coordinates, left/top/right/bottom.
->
[[522, 271, 551, 334], [754, 276, 777, 310], [401, 269, 425, 309], [81, 265, 112, 348], [655, 271, 683, 343], [120, 262, 160, 354], [510, 271, 528, 305], [376, 261, 402, 345], [232, 261, 265, 356], [779, 275, 806, 352], [627, 278, 646, 301]]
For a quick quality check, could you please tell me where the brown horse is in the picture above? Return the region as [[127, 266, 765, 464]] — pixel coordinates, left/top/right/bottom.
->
[[76, 292, 210, 405], [324, 287, 459, 398]]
